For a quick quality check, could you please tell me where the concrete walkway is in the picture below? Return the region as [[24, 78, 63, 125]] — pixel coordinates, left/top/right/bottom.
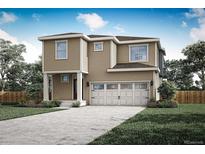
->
[[0, 106, 145, 145]]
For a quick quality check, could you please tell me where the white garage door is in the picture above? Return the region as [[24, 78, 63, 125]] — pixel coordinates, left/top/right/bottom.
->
[[91, 82, 149, 106]]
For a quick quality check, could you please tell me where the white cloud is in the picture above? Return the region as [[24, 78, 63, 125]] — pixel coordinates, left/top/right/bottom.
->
[[0, 11, 17, 24], [0, 29, 18, 43], [32, 13, 41, 21], [185, 9, 205, 41], [21, 41, 41, 63], [190, 18, 205, 41], [76, 13, 108, 31], [113, 24, 125, 33], [185, 8, 205, 19], [0, 29, 40, 63], [181, 21, 187, 28], [184, 9, 205, 41]]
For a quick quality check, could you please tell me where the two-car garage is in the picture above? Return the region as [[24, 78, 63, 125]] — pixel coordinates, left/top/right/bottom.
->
[[90, 82, 149, 106]]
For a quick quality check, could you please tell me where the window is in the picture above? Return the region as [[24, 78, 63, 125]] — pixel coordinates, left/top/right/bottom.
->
[[93, 83, 104, 90], [120, 83, 132, 89], [55, 40, 68, 59], [129, 44, 148, 62], [107, 83, 118, 90], [135, 83, 147, 89], [94, 42, 103, 51], [60, 74, 69, 83]]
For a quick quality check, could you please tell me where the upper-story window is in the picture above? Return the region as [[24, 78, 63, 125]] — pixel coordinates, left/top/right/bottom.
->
[[129, 44, 148, 62], [55, 40, 68, 59], [94, 42, 103, 52]]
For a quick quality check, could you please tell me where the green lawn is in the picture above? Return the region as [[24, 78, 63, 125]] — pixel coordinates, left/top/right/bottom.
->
[[90, 104, 205, 145], [0, 106, 62, 121]]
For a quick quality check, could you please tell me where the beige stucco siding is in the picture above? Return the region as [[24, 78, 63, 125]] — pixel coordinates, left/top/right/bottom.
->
[[117, 42, 156, 66], [84, 40, 154, 103], [49, 39, 158, 103], [44, 38, 80, 72], [52, 73, 87, 100], [52, 74, 73, 100]]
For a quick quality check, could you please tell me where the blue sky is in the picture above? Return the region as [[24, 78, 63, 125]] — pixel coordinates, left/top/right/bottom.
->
[[0, 8, 205, 63]]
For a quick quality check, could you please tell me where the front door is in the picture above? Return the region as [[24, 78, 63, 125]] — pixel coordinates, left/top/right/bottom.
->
[[73, 79, 83, 100], [73, 79, 77, 100]]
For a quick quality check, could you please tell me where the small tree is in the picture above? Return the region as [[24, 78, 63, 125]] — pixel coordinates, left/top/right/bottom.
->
[[158, 81, 176, 100], [25, 57, 43, 103], [163, 59, 194, 90], [182, 41, 205, 90], [0, 39, 26, 91]]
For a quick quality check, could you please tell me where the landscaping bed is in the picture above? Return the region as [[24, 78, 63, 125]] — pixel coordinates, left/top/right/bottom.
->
[[0, 105, 62, 121], [89, 104, 205, 145]]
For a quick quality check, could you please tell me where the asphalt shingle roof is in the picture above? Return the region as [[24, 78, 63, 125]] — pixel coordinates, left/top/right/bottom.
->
[[113, 63, 155, 69]]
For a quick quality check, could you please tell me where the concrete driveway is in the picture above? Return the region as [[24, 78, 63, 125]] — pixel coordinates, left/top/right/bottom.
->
[[0, 106, 145, 145]]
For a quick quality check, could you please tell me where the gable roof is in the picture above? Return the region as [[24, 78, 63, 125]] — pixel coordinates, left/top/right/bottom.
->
[[88, 34, 112, 38], [40, 32, 82, 38], [88, 34, 158, 41], [115, 36, 158, 41], [39, 33, 158, 41]]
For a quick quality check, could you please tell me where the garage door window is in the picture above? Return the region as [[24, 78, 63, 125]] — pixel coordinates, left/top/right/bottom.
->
[[107, 83, 118, 89], [120, 83, 132, 89], [93, 83, 104, 90], [135, 83, 147, 89]]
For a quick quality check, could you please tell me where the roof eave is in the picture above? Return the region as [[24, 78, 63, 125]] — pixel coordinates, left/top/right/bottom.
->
[[38, 34, 161, 45], [107, 67, 159, 72], [38, 34, 87, 41]]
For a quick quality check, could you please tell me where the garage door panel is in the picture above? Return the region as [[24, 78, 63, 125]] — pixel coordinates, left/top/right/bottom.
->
[[120, 97, 133, 105], [92, 92, 98, 97], [99, 92, 105, 96], [91, 82, 149, 106]]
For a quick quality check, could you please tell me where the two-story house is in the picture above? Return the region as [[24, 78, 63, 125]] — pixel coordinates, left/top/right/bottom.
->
[[38, 33, 165, 106]]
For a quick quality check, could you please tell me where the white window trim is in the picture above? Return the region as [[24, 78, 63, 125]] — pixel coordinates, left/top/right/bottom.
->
[[94, 42, 103, 52], [129, 44, 149, 62], [55, 40, 68, 60]]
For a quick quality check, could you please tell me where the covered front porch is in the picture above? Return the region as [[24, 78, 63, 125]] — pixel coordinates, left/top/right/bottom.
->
[[43, 71, 87, 106]]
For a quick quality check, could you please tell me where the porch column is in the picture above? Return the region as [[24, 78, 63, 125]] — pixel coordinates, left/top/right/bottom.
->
[[77, 72, 83, 102], [43, 73, 49, 101]]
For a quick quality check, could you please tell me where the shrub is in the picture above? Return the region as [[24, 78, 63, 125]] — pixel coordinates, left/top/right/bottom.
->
[[147, 99, 178, 108], [42, 100, 61, 108], [17, 96, 30, 107], [0, 102, 19, 106], [158, 81, 176, 100], [26, 83, 43, 104], [147, 97, 158, 108], [147, 101, 158, 108], [52, 100, 61, 107], [158, 99, 178, 108], [72, 101, 80, 107]]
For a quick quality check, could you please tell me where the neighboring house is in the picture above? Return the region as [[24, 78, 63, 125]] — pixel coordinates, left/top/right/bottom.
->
[[38, 33, 165, 106]]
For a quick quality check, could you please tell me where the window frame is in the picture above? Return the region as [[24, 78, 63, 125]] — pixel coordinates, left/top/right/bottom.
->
[[93, 83, 104, 90], [94, 42, 103, 52], [55, 40, 68, 60], [120, 83, 132, 90], [60, 74, 69, 83], [107, 83, 118, 90], [135, 82, 148, 89], [129, 44, 149, 62]]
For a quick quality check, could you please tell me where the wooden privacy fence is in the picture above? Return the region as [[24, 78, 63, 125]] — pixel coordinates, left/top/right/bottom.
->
[[0, 91, 27, 103], [176, 91, 205, 104]]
